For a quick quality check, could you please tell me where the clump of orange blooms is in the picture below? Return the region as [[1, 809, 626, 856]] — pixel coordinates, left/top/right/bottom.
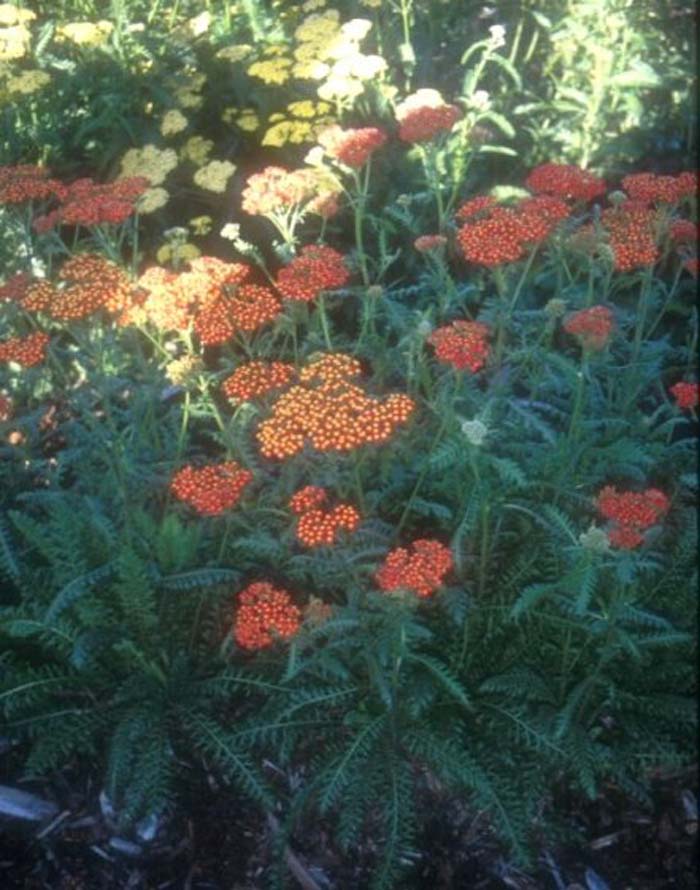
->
[[375, 539, 453, 598], [276, 245, 350, 303], [33, 176, 149, 231], [563, 305, 615, 351], [428, 320, 491, 372], [621, 171, 697, 205], [0, 165, 66, 205], [233, 582, 300, 650], [256, 353, 414, 459], [170, 461, 252, 516], [596, 486, 670, 550], [0, 332, 50, 367], [600, 205, 659, 272], [222, 361, 296, 402], [288, 486, 360, 548]]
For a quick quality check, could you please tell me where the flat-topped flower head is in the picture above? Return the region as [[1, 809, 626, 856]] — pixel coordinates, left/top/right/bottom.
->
[[395, 89, 461, 142], [428, 320, 491, 372], [170, 461, 252, 516], [600, 205, 658, 272], [563, 305, 614, 351], [375, 539, 453, 598], [233, 582, 300, 650], [596, 485, 670, 549], [276, 245, 350, 303], [621, 172, 696, 205], [0, 164, 66, 204], [222, 361, 296, 402], [317, 125, 387, 167], [0, 331, 49, 367], [525, 163, 606, 202]]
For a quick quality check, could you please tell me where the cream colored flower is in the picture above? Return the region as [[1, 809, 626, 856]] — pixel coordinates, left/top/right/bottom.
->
[[220, 223, 241, 241], [138, 187, 169, 214], [156, 242, 201, 264], [317, 75, 363, 101], [340, 18, 372, 41], [180, 136, 214, 165], [189, 215, 212, 235], [120, 145, 178, 185], [332, 52, 386, 80], [216, 43, 252, 62], [0, 23, 30, 60], [193, 159, 236, 193], [359, 0, 381, 8], [6, 69, 50, 94], [236, 110, 260, 131], [0, 4, 35, 25], [175, 87, 203, 109], [292, 59, 330, 80], [160, 109, 188, 137], [302, 0, 327, 10], [187, 11, 211, 36], [461, 419, 489, 446], [57, 20, 113, 46], [578, 525, 611, 553]]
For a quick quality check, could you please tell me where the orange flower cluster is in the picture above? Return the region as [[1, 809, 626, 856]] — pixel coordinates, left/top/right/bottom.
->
[[222, 360, 296, 402], [242, 166, 320, 215], [0, 165, 66, 205], [457, 196, 569, 266], [414, 234, 447, 253], [597, 486, 670, 550], [256, 353, 415, 459], [33, 177, 149, 232], [170, 461, 253, 516], [276, 245, 350, 303], [600, 205, 658, 272], [668, 220, 699, 244], [318, 125, 387, 167], [289, 486, 360, 547], [684, 258, 699, 277], [455, 195, 496, 222], [563, 305, 614, 351], [395, 90, 461, 142], [525, 163, 606, 202], [670, 381, 699, 411], [195, 282, 281, 345], [621, 171, 697, 205], [375, 539, 453, 598], [233, 582, 301, 650], [0, 332, 50, 367], [54, 254, 130, 320], [427, 320, 491, 372]]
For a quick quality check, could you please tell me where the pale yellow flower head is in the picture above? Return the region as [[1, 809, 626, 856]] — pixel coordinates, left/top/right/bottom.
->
[[0, 4, 35, 25], [180, 136, 214, 165], [189, 215, 213, 235], [216, 44, 252, 62], [193, 159, 236, 193], [156, 242, 201, 264], [160, 109, 188, 137], [57, 21, 113, 47], [247, 57, 292, 85], [0, 24, 31, 60], [6, 69, 50, 94], [138, 187, 169, 214], [120, 145, 178, 185]]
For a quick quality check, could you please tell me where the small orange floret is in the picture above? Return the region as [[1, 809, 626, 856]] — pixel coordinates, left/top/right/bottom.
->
[[170, 461, 252, 516], [233, 581, 300, 650]]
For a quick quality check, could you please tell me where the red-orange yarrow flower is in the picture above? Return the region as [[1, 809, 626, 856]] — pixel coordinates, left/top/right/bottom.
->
[[0, 332, 50, 367], [525, 163, 606, 202], [170, 461, 252, 516], [276, 245, 350, 303], [670, 381, 699, 411], [222, 361, 296, 402], [596, 486, 670, 550], [233, 582, 301, 650], [395, 89, 461, 142], [375, 539, 453, 598], [428, 320, 491, 372], [318, 125, 387, 168], [563, 305, 614, 351]]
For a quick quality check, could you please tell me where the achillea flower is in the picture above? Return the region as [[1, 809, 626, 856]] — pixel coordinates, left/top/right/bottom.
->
[[193, 159, 236, 193], [414, 234, 447, 253], [44, 254, 130, 321], [222, 360, 296, 401], [668, 219, 699, 244], [296, 503, 361, 547], [0, 272, 32, 302], [165, 355, 204, 386], [375, 539, 453, 598], [256, 352, 414, 459], [455, 195, 496, 222], [242, 166, 317, 216], [563, 305, 614, 351], [194, 284, 281, 346], [276, 245, 350, 302], [600, 205, 658, 271], [596, 485, 670, 550], [170, 461, 252, 516], [32, 176, 149, 231], [233, 582, 300, 650], [683, 257, 698, 277], [427, 320, 491, 372], [0, 331, 49, 367], [395, 89, 461, 142], [670, 381, 699, 411], [525, 163, 606, 202], [303, 596, 333, 627], [317, 125, 387, 167], [621, 172, 691, 205], [0, 165, 66, 204], [289, 485, 328, 514]]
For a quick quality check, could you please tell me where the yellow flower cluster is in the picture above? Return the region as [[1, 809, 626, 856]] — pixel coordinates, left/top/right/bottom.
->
[[180, 135, 214, 165], [4, 69, 50, 94], [120, 145, 178, 185], [262, 99, 334, 147], [160, 109, 188, 137], [0, 23, 30, 60], [138, 187, 169, 214], [216, 44, 252, 63], [56, 20, 113, 47], [0, 4, 33, 25], [247, 45, 293, 85], [156, 242, 201, 264], [173, 71, 206, 109], [193, 159, 236, 193], [222, 106, 260, 132], [189, 215, 212, 235]]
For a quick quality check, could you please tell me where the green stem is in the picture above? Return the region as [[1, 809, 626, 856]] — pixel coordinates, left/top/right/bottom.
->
[[395, 414, 449, 537], [317, 295, 333, 350], [567, 354, 588, 444]]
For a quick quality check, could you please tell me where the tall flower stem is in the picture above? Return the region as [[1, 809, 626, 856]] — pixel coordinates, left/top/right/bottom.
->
[[567, 353, 588, 444], [395, 414, 450, 538], [317, 295, 333, 350], [351, 162, 372, 286]]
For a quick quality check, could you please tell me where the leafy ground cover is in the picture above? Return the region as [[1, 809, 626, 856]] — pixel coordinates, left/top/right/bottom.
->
[[0, 1, 697, 888]]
